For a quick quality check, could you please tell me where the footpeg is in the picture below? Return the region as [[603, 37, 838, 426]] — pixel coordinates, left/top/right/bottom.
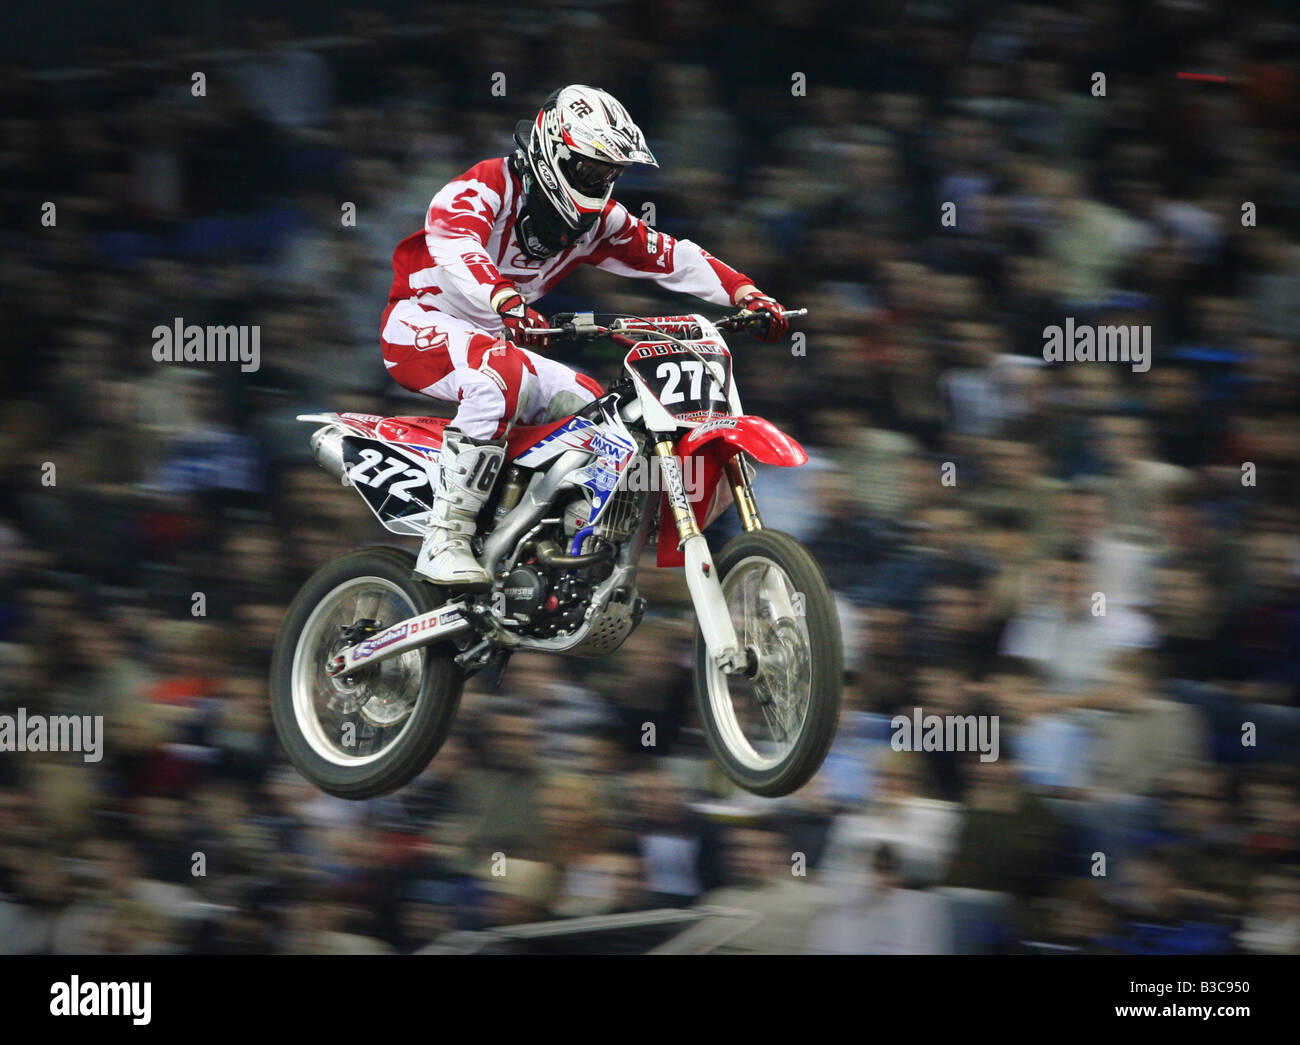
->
[[463, 599, 519, 648]]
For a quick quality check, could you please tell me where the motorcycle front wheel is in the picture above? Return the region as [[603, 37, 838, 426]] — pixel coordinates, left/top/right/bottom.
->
[[270, 545, 464, 799], [693, 529, 843, 797]]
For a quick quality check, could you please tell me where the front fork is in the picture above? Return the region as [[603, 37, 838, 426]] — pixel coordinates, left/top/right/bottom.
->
[[653, 440, 761, 674], [725, 454, 763, 533]]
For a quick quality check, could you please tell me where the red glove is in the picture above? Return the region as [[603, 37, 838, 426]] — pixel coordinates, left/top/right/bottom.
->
[[491, 285, 551, 349], [735, 289, 789, 343]]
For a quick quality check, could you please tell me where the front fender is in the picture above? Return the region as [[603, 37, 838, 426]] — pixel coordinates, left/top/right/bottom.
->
[[656, 415, 807, 566], [676, 415, 808, 467]]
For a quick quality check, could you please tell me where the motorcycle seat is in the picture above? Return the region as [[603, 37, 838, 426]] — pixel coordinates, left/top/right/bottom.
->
[[381, 415, 578, 461]]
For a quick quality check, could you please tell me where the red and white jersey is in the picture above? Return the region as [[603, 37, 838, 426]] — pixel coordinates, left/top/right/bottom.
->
[[386, 157, 754, 330]]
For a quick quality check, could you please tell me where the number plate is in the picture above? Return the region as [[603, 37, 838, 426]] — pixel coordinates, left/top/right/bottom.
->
[[342, 436, 436, 533], [624, 340, 733, 422]]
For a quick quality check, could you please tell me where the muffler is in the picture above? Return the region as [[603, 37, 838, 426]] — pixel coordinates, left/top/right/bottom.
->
[[311, 425, 348, 482]]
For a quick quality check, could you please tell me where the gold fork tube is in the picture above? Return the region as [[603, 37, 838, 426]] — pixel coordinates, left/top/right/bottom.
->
[[726, 454, 763, 531]]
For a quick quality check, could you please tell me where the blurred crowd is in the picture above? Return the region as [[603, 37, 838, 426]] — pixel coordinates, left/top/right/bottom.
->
[[1, 0, 1298, 954]]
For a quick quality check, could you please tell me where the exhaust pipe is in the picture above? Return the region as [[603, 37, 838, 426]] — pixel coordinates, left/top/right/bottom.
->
[[311, 425, 348, 482], [532, 539, 614, 570]]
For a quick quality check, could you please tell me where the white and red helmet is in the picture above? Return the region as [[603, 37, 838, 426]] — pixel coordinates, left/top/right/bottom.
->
[[513, 85, 657, 253]]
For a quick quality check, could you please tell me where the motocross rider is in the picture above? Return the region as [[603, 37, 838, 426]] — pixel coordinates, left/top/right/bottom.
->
[[381, 84, 788, 589]]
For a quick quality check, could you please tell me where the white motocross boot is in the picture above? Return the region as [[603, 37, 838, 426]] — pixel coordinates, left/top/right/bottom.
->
[[415, 428, 506, 590]]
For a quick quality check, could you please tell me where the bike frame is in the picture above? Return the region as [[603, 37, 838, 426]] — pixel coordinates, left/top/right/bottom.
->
[[322, 310, 808, 678]]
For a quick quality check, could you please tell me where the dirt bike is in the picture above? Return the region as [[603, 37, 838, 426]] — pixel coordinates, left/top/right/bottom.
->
[[270, 307, 842, 799]]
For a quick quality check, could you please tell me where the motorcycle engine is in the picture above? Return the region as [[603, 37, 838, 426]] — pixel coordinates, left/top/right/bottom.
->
[[562, 492, 593, 538], [502, 560, 594, 639], [501, 565, 548, 622], [532, 575, 593, 638], [502, 492, 614, 638]]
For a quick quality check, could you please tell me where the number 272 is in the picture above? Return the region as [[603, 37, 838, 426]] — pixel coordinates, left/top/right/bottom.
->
[[348, 449, 429, 501], [656, 360, 725, 404]]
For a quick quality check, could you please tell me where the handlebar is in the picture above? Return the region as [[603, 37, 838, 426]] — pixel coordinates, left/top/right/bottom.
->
[[535, 308, 807, 341], [715, 307, 808, 332]]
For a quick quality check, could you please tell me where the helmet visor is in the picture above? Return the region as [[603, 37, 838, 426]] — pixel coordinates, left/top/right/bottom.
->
[[563, 155, 623, 196]]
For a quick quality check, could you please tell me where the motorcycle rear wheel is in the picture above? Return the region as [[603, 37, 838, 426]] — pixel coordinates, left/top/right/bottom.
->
[[270, 546, 464, 799]]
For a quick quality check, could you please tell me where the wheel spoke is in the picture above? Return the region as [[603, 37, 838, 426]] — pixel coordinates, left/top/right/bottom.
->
[[706, 553, 815, 772], [291, 577, 424, 766]]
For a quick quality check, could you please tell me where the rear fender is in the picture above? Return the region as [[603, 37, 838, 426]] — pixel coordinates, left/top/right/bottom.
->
[[655, 415, 807, 567], [297, 414, 440, 536]]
